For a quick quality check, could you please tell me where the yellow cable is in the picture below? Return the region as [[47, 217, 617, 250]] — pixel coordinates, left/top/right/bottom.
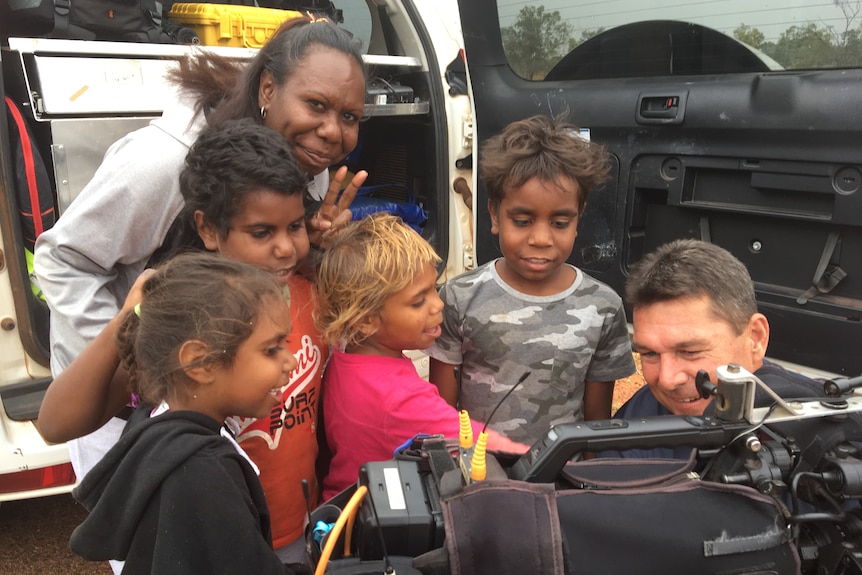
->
[[344, 498, 359, 557], [314, 485, 368, 575], [459, 409, 473, 449], [459, 410, 475, 483], [470, 430, 488, 482]]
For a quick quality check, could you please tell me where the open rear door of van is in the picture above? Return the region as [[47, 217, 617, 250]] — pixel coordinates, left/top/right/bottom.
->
[[458, 0, 862, 376]]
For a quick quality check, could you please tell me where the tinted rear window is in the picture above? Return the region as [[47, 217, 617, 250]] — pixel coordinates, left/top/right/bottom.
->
[[496, 1, 862, 80]]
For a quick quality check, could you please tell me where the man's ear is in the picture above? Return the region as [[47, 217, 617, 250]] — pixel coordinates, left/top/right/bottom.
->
[[488, 200, 500, 235], [178, 339, 217, 385], [194, 210, 220, 252], [747, 313, 770, 363]]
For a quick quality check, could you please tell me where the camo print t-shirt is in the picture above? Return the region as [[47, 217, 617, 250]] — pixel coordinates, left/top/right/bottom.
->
[[425, 259, 635, 445]]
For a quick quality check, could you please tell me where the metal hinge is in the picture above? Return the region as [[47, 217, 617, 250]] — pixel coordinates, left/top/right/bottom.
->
[[462, 112, 473, 150], [463, 243, 475, 270]]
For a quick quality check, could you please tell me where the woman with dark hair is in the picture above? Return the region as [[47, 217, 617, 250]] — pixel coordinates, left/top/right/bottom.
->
[[177, 16, 367, 201], [33, 16, 368, 571]]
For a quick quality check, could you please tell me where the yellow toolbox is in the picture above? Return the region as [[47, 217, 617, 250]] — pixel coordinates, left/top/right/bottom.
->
[[167, 3, 304, 49]]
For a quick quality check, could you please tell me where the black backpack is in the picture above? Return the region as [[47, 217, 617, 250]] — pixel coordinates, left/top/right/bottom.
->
[[4, 96, 56, 301], [50, 0, 171, 43], [1, 1, 276, 44], [0, 0, 170, 43], [0, 1, 339, 44], [0, 0, 55, 37], [4, 97, 55, 252]]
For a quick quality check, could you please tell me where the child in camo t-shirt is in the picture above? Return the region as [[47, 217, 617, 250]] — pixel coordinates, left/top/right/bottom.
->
[[425, 115, 636, 445]]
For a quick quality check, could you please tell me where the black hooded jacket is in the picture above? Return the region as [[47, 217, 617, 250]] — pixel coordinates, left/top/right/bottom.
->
[[70, 409, 290, 574]]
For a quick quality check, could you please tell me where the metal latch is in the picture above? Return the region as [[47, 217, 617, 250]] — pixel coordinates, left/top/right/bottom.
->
[[636, 92, 687, 125]]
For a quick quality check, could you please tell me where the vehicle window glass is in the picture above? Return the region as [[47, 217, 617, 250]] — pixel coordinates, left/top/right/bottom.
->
[[496, 1, 862, 80], [337, 0, 373, 53]]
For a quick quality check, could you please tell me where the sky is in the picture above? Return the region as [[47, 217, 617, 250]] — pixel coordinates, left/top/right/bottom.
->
[[495, 0, 860, 42]]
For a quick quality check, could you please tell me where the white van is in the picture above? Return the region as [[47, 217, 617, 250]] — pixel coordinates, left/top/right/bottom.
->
[[1, 0, 860, 502]]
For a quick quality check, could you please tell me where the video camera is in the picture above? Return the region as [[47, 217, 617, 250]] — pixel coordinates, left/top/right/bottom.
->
[[311, 365, 862, 575]]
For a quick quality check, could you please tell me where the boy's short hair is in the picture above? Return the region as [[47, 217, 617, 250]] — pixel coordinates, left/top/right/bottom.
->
[[480, 115, 612, 213], [179, 118, 310, 239], [625, 239, 758, 334], [314, 213, 441, 348]]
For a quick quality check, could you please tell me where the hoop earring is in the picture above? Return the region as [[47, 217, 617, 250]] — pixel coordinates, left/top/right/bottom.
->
[[260, 106, 267, 120]]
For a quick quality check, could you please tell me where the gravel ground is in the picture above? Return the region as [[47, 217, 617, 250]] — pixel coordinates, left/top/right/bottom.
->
[[612, 354, 646, 414], [0, 493, 110, 575]]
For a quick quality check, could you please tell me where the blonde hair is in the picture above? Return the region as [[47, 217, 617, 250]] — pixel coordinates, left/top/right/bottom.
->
[[314, 213, 441, 348]]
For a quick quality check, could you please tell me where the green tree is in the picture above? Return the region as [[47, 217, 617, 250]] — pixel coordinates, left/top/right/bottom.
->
[[837, 27, 862, 66], [733, 24, 766, 50], [829, 0, 862, 66], [768, 23, 835, 68], [567, 27, 605, 52], [501, 5, 573, 79]]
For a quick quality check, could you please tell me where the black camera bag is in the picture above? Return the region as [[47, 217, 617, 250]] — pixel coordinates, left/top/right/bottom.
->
[[440, 456, 800, 575]]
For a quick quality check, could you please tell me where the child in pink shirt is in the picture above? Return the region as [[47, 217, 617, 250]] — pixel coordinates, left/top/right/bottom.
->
[[314, 214, 527, 499]]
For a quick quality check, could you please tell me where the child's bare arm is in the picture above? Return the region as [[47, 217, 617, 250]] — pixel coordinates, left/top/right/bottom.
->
[[37, 270, 152, 443], [583, 380, 615, 421], [37, 315, 131, 443], [429, 357, 460, 407], [485, 429, 530, 454]]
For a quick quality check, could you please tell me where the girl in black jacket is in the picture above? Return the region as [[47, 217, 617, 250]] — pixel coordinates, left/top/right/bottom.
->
[[70, 252, 303, 574]]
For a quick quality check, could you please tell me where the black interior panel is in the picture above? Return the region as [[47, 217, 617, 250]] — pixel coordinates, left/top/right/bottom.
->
[[459, 0, 862, 376], [546, 21, 772, 81], [627, 154, 861, 374]]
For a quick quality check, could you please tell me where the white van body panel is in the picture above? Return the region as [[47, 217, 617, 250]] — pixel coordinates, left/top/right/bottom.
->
[[0, 1, 474, 500]]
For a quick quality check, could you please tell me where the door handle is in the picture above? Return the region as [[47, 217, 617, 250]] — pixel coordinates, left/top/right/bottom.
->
[[637, 92, 687, 124], [640, 96, 679, 118]]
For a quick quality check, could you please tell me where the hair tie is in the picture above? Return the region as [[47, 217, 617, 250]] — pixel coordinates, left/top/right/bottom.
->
[[134, 303, 142, 317], [305, 12, 329, 23]]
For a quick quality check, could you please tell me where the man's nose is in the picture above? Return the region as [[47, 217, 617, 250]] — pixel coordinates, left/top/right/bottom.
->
[[657, 355, 690, 389]]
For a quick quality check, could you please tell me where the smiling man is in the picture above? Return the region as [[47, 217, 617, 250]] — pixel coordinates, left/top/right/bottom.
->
[[611, 239, 824, 458]]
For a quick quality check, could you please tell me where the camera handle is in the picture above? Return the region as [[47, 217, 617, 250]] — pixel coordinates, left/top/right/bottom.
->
[[712, 363, 802, 422]]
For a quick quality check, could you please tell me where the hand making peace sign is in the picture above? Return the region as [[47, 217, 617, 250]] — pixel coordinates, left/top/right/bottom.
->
[[307, 165, 369, 248]]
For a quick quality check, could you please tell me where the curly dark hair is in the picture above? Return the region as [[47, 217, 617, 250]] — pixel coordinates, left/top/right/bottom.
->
[[480, 115, 612, 213], [178, 118, 309, 240], [116, 252, 283, 405]]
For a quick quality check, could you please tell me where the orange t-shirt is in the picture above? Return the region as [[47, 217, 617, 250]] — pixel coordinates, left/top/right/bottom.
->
[[231, 274, 328, 548]]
